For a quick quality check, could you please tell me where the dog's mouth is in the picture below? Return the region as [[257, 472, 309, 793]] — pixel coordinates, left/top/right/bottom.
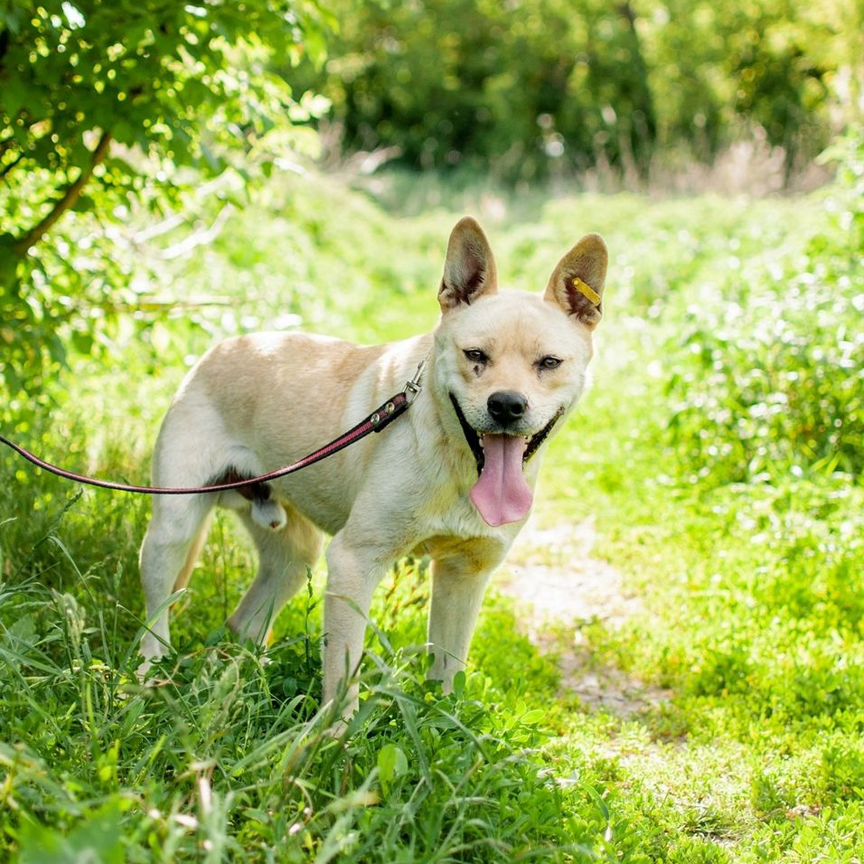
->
[[448, 395, 562, 472], [449, 395, 563, 527]]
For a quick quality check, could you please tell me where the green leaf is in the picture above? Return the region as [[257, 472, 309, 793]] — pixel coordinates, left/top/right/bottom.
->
[[377, 743, 408, 795], [452, 669, 466, 696], [520, 708, 546, 725], [19, 801, 126, 864]]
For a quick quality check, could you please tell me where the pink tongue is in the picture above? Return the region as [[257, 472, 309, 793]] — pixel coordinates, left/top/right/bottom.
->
[[469, 434, 533, 526]]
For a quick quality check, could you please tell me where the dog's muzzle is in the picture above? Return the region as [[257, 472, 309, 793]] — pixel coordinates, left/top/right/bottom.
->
[[449, 394, 563, 475]]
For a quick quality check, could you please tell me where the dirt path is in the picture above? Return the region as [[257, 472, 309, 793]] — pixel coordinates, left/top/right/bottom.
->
[[501, 518, 671, 716]]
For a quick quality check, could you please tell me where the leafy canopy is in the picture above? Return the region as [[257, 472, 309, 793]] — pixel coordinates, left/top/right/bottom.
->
[[298, 0, 859, 181], [0, 0, 330, 398]]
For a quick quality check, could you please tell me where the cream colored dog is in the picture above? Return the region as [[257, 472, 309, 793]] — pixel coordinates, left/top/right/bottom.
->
[[139, 217, 608, 713]]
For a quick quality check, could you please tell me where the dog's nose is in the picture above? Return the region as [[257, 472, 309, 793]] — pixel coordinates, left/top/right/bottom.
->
[[487, 391, 528, 425]]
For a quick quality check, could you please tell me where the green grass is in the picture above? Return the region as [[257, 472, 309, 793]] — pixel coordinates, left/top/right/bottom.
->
[[2, 136, 863, 861]]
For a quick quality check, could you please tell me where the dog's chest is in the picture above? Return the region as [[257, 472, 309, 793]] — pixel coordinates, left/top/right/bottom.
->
[[408, 492, 517, 562], [411, 532, 509, 570]]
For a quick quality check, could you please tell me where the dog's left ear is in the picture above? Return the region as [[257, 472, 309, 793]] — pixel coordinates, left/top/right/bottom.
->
[[544, 234, 608, 328], [439, 217, 499, 312]]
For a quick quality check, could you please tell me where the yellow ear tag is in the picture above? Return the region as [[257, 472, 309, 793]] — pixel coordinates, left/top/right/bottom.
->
[[571, 277, 601, 306]]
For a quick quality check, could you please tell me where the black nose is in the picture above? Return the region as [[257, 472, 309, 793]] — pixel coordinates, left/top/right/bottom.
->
[[487, 391, 528, 425]]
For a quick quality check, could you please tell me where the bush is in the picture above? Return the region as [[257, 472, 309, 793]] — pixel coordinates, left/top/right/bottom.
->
[[665, 129, 864, 484], [0, 0, 329, 400]]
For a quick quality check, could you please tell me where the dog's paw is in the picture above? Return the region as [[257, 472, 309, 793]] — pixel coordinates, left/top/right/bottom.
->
[[251, 499, 288, 531], [136, 656, 165, 685]]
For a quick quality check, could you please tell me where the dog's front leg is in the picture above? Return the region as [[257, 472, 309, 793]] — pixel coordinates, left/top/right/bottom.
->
[[427, 552, 502, 691], [322, 533, 390, 718]]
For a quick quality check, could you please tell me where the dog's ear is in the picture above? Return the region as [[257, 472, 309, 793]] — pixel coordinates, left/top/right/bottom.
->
[[544, 234, 608, 328], [438, 217, 498, 312]]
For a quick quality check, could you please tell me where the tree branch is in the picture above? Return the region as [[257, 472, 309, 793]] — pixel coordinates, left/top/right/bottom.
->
[[13, 130, 112, 255], [157, 204, 235, 260]]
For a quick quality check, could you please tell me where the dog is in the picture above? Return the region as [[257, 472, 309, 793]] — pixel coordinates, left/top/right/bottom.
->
[[139, 217, 608, 715]]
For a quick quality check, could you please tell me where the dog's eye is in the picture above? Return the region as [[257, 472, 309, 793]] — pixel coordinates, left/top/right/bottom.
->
[[464, 349, 488, 364], [538, 356, 562, 370]]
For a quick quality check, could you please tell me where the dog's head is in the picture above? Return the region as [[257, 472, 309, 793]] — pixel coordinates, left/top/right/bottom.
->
[[433, 217, 608, 527]]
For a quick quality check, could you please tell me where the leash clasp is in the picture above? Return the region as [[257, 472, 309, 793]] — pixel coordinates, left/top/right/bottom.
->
[[404, 358, 426, 404]]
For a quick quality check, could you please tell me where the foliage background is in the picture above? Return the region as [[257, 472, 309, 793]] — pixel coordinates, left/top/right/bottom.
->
[[298, 0, 863, 183], [2, 0, 863, 407], [1, 0, 864, 861]]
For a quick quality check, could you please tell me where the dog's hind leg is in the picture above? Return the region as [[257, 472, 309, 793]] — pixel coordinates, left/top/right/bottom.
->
[[228, 504, 323, 646], [139, 494, 214, 666], [173, 510, 215, 592]]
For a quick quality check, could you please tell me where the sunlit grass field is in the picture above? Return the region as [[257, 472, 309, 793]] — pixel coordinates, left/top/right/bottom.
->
[[1, 145, 862, 861]]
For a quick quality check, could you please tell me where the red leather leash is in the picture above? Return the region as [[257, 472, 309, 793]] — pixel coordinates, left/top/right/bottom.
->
[[0, 361, 425, 496]]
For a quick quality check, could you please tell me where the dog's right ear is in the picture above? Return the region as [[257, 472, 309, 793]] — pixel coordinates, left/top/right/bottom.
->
[[544, 234, 608, 328], [438, 217, 498, 312]]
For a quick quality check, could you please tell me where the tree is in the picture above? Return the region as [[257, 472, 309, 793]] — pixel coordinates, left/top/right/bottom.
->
[[297, 0, 852, 184], [0, 0, 331, 397], [299, 0, 659, 182]]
